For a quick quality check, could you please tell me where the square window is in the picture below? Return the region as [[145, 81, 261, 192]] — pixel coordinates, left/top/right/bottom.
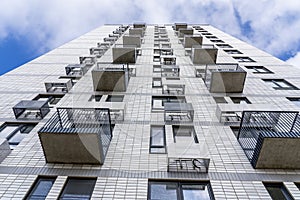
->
[[59, 178, 97, 200], [245, 66, 273, 74], [230, 97, 251, 104], [152, 78, 162, 88], [25, 176, 56, 200], [264, 182, 294, 200], [263, 79, 299, 90], [172, 125, 198, 143], [106, 95, 124, 102], [150, 126, 166, 154]]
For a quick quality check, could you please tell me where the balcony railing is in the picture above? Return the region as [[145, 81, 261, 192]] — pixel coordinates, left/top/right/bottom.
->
[[38, 108, 112, 164], [237, 111, 300, 169]]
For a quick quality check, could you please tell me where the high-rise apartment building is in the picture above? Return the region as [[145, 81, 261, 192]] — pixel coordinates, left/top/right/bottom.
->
[[0, 23, 300, 199]]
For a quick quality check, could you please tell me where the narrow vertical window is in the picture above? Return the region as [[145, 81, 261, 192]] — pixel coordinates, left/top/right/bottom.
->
[[150, 126, 166, 153], [264, 182, 294, 200]]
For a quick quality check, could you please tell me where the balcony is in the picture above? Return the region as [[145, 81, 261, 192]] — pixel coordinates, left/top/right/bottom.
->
[[160, 55, 176, 65], [162, 78, 185, 95], [44, 78, 73, 93], [13, 100, 50, 120], [237, 111, 300, 169], [204, 64, 247, 93], [103, 36, 118, 43], [123, 35, 142, 48], [38, 108, 112, 164], [178, 28, 194, 38], [92, 64, 130, 92], [97, 42, 111, 49], [65, 64, 89, 77], [133, 22, 146, 29], [174, 23, 188, 31], [112, 44, 136, 64], [79, 55, 96, 66], [129, 28, 144, 37], [161, 65, 180, 77], [90, 47, 107, 58], [183, 35, 203, 48], [191, 44, 218, 65], [164, 103, 194, 123]]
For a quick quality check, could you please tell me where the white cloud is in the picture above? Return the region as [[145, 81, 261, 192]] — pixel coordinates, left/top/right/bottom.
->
[[0, 0, 300, 61], [286, 52, 300, 67]]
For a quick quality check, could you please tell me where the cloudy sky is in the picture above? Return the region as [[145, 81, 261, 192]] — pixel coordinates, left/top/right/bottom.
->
[[1, 0, 300, 75]]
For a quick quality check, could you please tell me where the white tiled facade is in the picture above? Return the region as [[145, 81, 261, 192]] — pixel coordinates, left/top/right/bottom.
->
[[0, 24, 300, 199]]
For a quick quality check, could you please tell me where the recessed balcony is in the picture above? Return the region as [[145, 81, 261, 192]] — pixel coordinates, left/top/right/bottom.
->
[[92, 64, 130, 92], [161, 65, 180, 77], [191, 44, 218, 65], [90, 47, 107, 58], [129, 28, 144, 37], [79, 55, 96, 66], [38, 108, 113, 164], [237, 111, 300, 169], [162, 78, 185, 95], [178, 28, 194, 38], [204, 64, 247, 93], [174, 23, 188, 31], [164, 103, 194, 123]]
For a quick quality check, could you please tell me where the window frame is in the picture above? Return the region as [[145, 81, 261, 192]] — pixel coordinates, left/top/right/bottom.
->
[[230, 97, 251, 104], [172, 125, 199, 143], [25, 176, 56, 200], [150, 125, 167, 154], [233, 56, 255, 63], [59, 177, 97, 200], [105, 95, 124, 102], [263, 182, 294, 200], [148, 180, 215, 200], [263, 79, 299, 90], [224, 49, 243, 55], [244, 65, 273, 74]]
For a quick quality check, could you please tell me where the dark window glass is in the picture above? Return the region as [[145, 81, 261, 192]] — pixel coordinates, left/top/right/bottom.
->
[[224, 49, 242, 54], [0, 123, 36, 149], [233, 56, 255, 63], [106, 95, 124, 102], [264, 182, 294, 200], [213, 97, 227, 104], [26, 177, 56, 200], [216, 44, 232, 48], [150, 126, 166, 153], [59, 178, 97, 200], [295, 183, 300, 190], [148, 181, 214, 200], [244, 66, 273, 74], [89, 95, 102, 102], [230, 97, 251, 104], [263, 79, 299, 90]]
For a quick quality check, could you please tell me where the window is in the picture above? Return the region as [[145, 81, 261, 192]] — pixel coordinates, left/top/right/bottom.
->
[[213, 97, 227, 104], [201, 32, 212, 36], [244, 66, 273, 74], [263, 79, 299, 90], [148, 181, 214, 200], [224, 49, 242, 55], [210, 39, 224, 43], [216, 44, 232, 48], [295, 183, 300, 190], [264, 182, 294, 200], [150, 126, 166, 153], [0, 123, 36, 149], [89, 95, 102, 102], [25, 176, 56, 200], [287, 97, 300, 107], [233, 56, 255, 63], [59, 178, 97, 200], [230, 126, 240, 138], [205, 36, 218, 39], [172, 125, 198, 143], [152, 96, 186, 111], [106, 95, 124, 102], [153, 65, 162, 73], [230, 97, 251, 104], [33, 94, 64, 105], [153, 78, 162, 88]]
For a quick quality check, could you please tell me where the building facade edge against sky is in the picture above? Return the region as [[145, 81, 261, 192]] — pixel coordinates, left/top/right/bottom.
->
[[0, 23, 299, 199]]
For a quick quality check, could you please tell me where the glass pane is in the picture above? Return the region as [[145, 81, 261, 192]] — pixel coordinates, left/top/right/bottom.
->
[[60, 178, 96, 200], [182, 184, 211, 200], [276, 81, 290, 88], [151, 127, 164, 146], [0, 125, 19, 139], [26, 177, 55, 199], [150, 182, 177, 200], [265, 183, 293, 200], [8, 130, 26, 144]]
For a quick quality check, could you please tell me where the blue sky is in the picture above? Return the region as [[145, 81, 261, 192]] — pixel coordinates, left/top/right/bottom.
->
[[1, 0, 300, 75]]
